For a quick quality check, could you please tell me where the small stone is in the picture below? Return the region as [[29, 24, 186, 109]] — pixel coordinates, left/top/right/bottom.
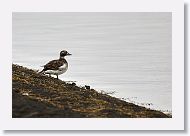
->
[[21, 72, 25, 76], [22, 93, 29, 96], [71, 82, 76, 86], [85, 85, 90, 89]]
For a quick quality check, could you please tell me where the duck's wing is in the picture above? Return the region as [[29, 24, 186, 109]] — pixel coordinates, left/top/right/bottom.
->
[[43, 59, 63, 70]]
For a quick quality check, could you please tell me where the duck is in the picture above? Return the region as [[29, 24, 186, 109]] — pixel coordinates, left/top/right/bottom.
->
[[39, 50, 71, 79]]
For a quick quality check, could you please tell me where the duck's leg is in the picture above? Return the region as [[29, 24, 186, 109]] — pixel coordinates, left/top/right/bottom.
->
[[48, 74, 51, 77], [56, 75, 59, 79]]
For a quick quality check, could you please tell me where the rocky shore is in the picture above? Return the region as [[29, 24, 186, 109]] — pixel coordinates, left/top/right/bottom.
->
[[12, 64, 170, 118]]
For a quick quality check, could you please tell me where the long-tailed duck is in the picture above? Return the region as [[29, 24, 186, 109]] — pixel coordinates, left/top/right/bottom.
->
[[40, 50, 71, 79]]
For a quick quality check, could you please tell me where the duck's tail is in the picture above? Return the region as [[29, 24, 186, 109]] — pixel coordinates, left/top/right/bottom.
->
[[39, 69, 45, 74], [39, 65, 45, 73]]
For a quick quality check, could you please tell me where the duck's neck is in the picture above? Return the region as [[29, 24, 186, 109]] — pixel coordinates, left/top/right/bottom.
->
[[59, 56, 65, 60]]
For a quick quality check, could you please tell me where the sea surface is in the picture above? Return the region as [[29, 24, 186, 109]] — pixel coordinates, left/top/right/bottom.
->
[[12, 13, 172, 112]]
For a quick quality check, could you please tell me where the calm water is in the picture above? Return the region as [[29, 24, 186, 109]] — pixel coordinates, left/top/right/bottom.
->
[[12, 13, 172, 111]]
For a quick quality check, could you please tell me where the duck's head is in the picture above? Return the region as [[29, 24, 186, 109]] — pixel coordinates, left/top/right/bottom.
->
[[60, 50, 72, 57]]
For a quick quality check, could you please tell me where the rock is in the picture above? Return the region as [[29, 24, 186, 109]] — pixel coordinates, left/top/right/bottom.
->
[[85, 85, 90, 89], [12, 64, 171, 118], [22, 93, 29, 96], [71, 82, 76, 86]]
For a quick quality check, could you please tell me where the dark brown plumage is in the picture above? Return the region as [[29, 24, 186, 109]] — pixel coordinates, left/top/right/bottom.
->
[[42, 58, 67, 71]]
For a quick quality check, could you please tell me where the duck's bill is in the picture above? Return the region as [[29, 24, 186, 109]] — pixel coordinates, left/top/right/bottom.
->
[[67, 53, 72, 56]]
